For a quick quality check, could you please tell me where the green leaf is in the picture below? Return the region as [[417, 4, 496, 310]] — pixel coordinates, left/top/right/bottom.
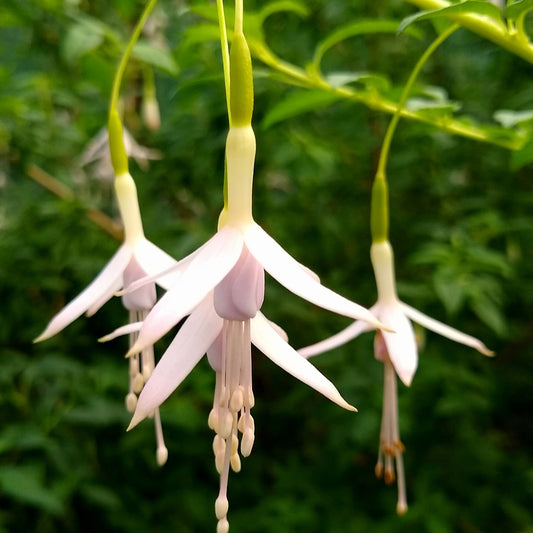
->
[[181, 23, 221, 49], [470, 292, 507, 337], [62, 22, 104, 64], [398, 1, 504, 34], [258, 0, 309, 22], [324, 71, 391, 91], [506, 0, 533, 20], [313, 19, 422, 72], [261, 89, 339, 129], [81, 484, 121, 510], [189, 4, 218, 22], [494, 109, 533, 128], [0, 465, 64, 514], [0, 5, 25, 27], [510, 135, 533, 169], [406, 97, 461, 117], [0, 425, 52, 454], [434, 274, 467, 315], [131, 41, 179, 75]]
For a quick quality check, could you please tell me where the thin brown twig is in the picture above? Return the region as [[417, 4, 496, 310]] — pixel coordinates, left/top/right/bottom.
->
[[26, 164, 124, 242]]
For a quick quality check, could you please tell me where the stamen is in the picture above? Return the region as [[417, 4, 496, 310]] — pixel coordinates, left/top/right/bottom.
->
[[154, 408, 168, 466], [127, 309, 168, 465], [208, 319, 256, 530], [125, 392, 137, 413], [375, 333, 408, 514]]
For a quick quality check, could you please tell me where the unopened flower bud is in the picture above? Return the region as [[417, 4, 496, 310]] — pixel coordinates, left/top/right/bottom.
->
[[142, 96, 161, 132]]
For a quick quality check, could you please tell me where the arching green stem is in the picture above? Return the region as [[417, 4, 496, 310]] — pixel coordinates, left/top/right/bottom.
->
[[371, 24, 458, 243], [376, 24, 458, 178], [109, 0, 159, 115], [108, 0, 159, 175], [217, 0, 232, 126]]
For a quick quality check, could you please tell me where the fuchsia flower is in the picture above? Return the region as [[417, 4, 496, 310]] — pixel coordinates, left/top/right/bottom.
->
[[34, 172, 179, 343], [35, 170, 180, 465], [300, 239, 493, 514], [114, 124, 385, 532], [106, 31, 387, 532]]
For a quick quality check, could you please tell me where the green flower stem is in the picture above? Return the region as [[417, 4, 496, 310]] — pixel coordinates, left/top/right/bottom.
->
[[371, 24, 458, 243], [217, 0, 231, 126], [109, 0, 159, 115], [217, 0, 231, 211], [108, 0, 158, 175], [234, 0, 244, 35], [377, 24, 458, 177], [404, 0, 533, 63]]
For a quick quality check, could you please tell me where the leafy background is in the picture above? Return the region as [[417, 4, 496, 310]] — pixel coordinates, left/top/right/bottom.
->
[[1, 0, 532, 532]]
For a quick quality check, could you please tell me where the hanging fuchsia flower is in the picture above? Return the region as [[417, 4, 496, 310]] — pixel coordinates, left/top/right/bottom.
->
[[110, 30, 386, 533], [35, 114, 180, 465], [34, 171, 178, 344], [301, 240, 493, 383], [300, 239, 493, 514]]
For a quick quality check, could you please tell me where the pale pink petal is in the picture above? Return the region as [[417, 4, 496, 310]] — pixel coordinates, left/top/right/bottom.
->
[[251, 313, 357, 411], [86, 275, 124, 316], [299, 319, 372, 359], [128, 296, 223, 429], [98, 322, 143, 343], [400, 302, 494, 356], [122, 239, 207, 295], [127, 227, 243, 356], [380, 304, 418, 386], [34, 245, 132, 342], [244, 224, 385, 329], [267, 319, 289, 342]]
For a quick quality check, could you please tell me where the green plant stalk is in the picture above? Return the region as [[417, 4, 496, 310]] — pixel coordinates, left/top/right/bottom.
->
[[371, 24, 458, 243], [234, 0, 244, 35], [217, 0, 232, 126], [377, 24, 458, 177], [248, 41, 522, 150], [109, 0, 159, 114], [108, 0, 159, 175], [217, 0, 231, 211], [404, 0, 533, 63]]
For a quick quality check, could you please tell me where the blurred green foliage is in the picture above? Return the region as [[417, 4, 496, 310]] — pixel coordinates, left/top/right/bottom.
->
[[1, 0, 532, 532]]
